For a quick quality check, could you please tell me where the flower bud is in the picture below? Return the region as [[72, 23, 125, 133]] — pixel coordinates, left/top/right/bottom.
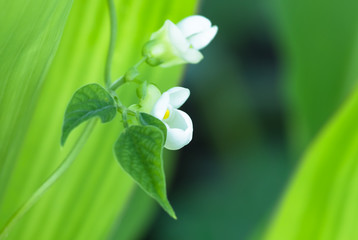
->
[[143, 15, 218, 68]]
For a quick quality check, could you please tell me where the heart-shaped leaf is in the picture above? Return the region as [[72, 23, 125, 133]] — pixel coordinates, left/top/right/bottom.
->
[[61, 83, 116, 145], [114, 125, 176, 219]]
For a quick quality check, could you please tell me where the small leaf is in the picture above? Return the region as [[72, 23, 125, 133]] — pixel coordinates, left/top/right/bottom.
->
[[61, 83, 116, 145], [114, 125, 176, 219], [139, 112, 167, 142]]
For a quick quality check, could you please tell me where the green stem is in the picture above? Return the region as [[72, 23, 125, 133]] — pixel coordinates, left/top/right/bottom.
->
[[134, 56, 147, 68], [105, 0, 118, 88], [109, 76, 124, 91], [122, 110, 129, 128], [0, 120, 97, 239], [109, 56, 147, 91]]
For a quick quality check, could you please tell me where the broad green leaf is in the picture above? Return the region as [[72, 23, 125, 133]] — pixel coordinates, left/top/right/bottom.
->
[[139, 112, 167, 142], [265, 88, 358, 239], [61, 83, 116, 145], [114, 125, 176, 219], [274, 0, 358, 156], [0, 0, 73, 211], [261, 1, 358, 239]]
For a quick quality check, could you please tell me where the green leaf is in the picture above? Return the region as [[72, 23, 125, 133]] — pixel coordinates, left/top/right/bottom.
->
[[275, 0, 358, 156], [61, 83, 116, 145], [114, 125, 176, 219], [0, 0, 73, 214], [139, 112, 167, 142], [265, 89, 358, 239]]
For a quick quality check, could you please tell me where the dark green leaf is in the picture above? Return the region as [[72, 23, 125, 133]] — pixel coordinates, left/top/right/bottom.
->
[[61, 83, 116, 145], [114, 125, 176, 219], [139, 112, 167, 142]]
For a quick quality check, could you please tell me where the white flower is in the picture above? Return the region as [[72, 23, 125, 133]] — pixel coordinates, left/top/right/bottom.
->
[[143, 15, 218, 67], [129, 84, 162, 113], [151, 87, 193, 150]]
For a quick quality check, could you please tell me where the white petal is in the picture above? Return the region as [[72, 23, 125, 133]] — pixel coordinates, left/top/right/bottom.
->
[[166, 87, 190, 108], [167, 20, 190, 53], [187, 25, 218, 50], [151, 92, 170, 119], [182, 48, 203, 64], [176, 15, 212, 38], [164, 109, 193, 150], [159, 58, 186, 68]]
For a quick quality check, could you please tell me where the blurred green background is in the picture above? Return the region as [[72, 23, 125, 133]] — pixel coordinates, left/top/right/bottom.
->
[[2, 0, 358, 239], [146, 0, 358, 239]]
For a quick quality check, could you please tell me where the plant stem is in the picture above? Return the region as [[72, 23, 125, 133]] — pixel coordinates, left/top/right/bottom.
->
[[109, 76, 124, 91], [105, 0, 118, 88], [109, 56, 147, 91], [122, 110, 129, 128], [134, 56, 147, 68], [0, 119, 97, 240]]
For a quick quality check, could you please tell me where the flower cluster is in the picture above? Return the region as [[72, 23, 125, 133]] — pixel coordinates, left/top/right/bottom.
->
[[143, 15, 218, 67], [61, 14, 218, 221], [143, 15, 217, 150]]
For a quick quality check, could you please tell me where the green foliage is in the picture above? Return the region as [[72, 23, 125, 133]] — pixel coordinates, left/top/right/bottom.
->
[[61, 84, 116, 145], [0, 0, 73, 209], [275, 0, 358, 156], [114, 125, 176, 219], [265, 87, 358, 239], [262, 0, 358, 239], [0, 0, 197, 239]]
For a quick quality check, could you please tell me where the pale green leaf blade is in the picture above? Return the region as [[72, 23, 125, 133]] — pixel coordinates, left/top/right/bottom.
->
[[61, 83, 116, 145], [265, 88, 358, 239], [0, 0, 73, 208], [139, 112, 167, 142], [114, 125, 176, 219]]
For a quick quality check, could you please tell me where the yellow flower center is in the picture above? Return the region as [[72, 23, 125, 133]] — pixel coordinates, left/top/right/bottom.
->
[[163, 109, 170, 120]]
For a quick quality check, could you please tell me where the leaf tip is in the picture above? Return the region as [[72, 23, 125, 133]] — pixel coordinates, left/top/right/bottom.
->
[[170, 211, 177, 220], [163, 201, 177, 220]]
